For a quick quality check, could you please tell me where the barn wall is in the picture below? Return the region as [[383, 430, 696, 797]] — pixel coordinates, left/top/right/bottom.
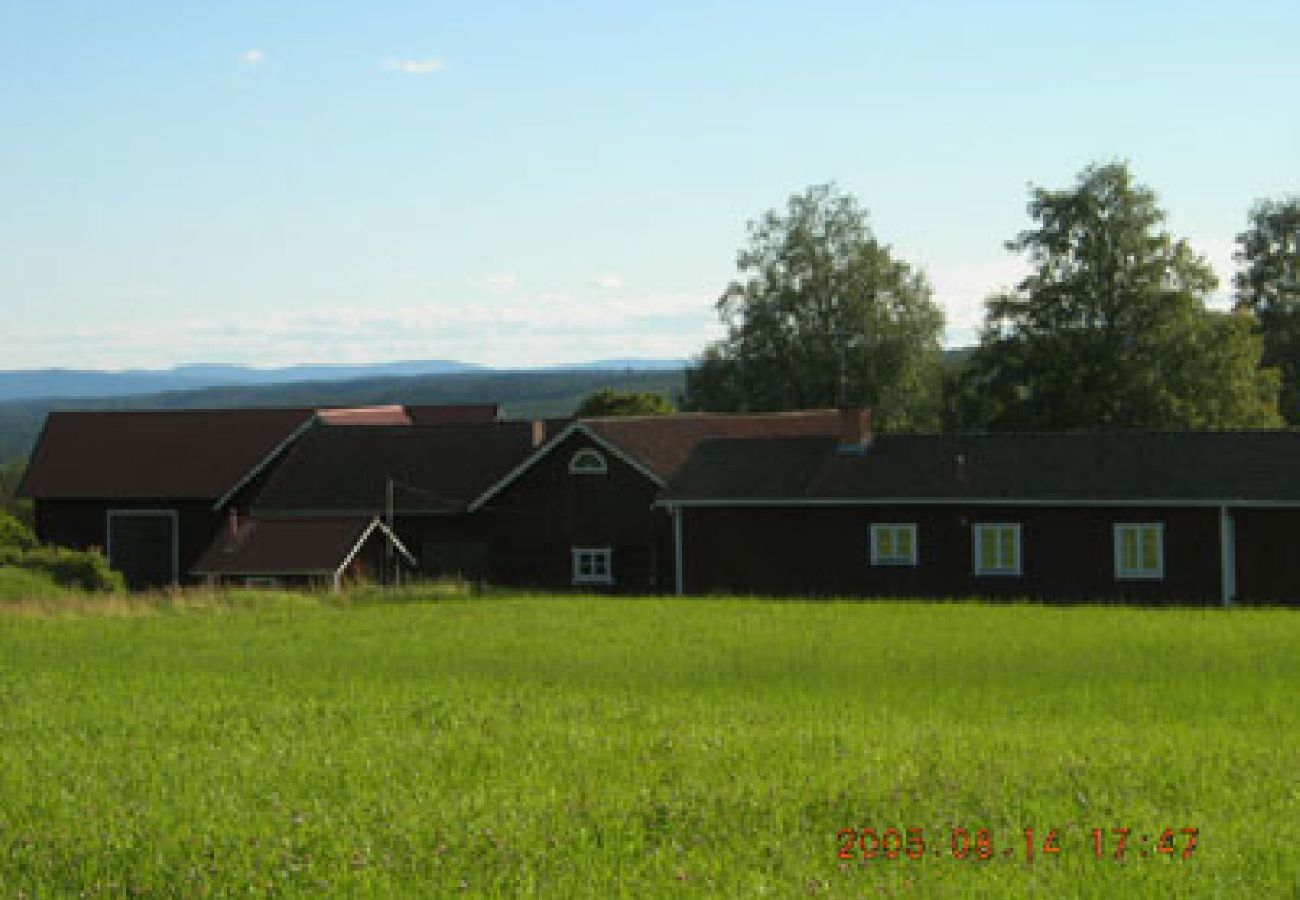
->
[[679, 505, 1223, 605], [35, 497, 221, 589], [478, 431, 672, 592], [1234, 509, 1300, 605]]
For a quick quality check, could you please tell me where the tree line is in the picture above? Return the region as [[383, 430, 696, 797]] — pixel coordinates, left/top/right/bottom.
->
[[683, 163, 1299, 432]]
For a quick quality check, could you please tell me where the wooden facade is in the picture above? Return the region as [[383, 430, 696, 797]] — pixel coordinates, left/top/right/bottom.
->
[[677, 505, 1228, 603], [476, 431, 673, 592], [35, 497, 223, 590]]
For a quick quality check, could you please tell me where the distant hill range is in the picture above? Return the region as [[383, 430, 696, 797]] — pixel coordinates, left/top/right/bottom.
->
[[0, 362, 688, 464], [0, 358, 688, 404]]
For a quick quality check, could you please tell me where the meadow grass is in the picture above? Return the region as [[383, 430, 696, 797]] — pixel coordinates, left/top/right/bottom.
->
[[0, 591, 1295, 897]]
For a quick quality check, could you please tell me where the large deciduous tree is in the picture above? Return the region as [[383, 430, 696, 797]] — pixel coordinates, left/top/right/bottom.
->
[[1235, 197, 1300, 423], [951, 163, 1281, 431], [684, 184, 945, 431]]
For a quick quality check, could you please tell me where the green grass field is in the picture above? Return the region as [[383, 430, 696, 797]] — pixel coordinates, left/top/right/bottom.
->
[[0, 591, 1295, 897]]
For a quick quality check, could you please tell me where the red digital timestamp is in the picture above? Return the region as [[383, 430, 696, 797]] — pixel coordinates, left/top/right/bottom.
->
[[836, 827, 1199, 862]]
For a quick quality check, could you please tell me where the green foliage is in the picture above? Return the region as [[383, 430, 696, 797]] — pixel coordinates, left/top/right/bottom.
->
[[0, 459, 32, 527], [0, 597, 1293, 895], [0, 512, 36, 550], [953, 162, 1282, 430], [0, 544, 125, 592], [0, 566, 65, 601], [1235, 197, 1300, 423], [576, 388, 674, 417], [685, 184, 945, 431]]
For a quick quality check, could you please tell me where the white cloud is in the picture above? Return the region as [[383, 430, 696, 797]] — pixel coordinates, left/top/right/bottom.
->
[[589, 273, 625, 290], [382, 58, 446, 75], [239, 48, 266, 69], [6, 290, 720, 370], [473, 274, 520, 292]]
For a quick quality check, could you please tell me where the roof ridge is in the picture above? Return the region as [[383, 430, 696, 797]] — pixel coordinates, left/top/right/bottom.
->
[[581, 409, 839, 424]]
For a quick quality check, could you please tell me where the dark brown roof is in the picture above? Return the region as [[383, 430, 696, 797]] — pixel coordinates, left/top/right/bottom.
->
[[191, 516, 393, 575], [252, 421, 539, 514], [18, 408, 315, 500], [664, 430, 1300, 505], [406, 404, 499, 425], [582, 410, 844, 481]]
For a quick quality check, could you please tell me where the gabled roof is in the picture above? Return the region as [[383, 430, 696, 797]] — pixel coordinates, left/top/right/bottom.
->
[[469, 410, 843, 510], [18, 408, 317, 500], [191, 515, 414, 576], [663, 430, 1300, 507], [252, 421, 540, 515]]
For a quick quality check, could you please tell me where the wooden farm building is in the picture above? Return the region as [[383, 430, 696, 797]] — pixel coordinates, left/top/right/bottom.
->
[[660, 409, 1300, 606], [17, 404, 1300, 604]]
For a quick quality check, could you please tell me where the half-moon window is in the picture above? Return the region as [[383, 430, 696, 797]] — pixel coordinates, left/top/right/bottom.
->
[[569, 448, 608, 475]]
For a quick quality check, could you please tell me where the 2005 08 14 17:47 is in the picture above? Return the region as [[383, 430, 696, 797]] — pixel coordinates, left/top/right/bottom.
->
[[836, 827, 1199, 862]]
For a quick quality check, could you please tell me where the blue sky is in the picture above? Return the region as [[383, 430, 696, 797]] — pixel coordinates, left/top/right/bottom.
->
[[1, 1, 1297, 370]]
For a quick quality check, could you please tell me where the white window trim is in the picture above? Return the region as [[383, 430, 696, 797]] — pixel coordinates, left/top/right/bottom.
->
[[972, 523, 1022, 577], [571, 547, 613, 585], [568, 448, 608, 475], [870, 523, 918, 567], [105, 509, 180, 585], [1114, 522, 1165, 580]]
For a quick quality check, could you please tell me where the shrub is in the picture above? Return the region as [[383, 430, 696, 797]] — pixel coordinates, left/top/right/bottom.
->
[[0, 544, 125, 593], [0, 512, 36, 551]]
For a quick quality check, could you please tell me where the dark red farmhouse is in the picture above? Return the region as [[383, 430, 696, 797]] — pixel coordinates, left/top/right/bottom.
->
[[661, 410, 1300, 606]]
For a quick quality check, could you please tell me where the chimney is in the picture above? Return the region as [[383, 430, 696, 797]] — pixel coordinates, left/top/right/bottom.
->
[[837, 407, 872, 454], [531, 419, 547, 447]]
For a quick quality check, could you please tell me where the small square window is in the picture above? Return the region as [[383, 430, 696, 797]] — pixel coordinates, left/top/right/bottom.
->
[[1114, 523, 1164, 580], [571, 547, 613, 585], [973, 523, 1021, 576], [870, 524, 918, 566]]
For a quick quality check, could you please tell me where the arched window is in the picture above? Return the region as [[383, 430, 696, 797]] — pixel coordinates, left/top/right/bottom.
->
[[568, 448, 608, 475]]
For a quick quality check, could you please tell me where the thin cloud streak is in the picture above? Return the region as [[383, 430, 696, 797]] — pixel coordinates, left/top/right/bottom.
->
[[382, 58, 446, 75]]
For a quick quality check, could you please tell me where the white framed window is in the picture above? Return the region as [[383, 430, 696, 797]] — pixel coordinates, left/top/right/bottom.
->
[[1114, 523, 1164, 580], [870, 524, 918, 566], [571, 547, 613, 585], [973, 523, 1021, 576], [568, 448, 608, 475]]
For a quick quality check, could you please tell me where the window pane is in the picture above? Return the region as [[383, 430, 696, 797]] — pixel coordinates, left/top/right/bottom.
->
[[980, 529, 998, 570], [878, 528, 894, 558], [1121, 528, 1138, 571], [998, 528, 1015, 568], [1141, 528, 1159, 571], [897, 528, 913, 559]]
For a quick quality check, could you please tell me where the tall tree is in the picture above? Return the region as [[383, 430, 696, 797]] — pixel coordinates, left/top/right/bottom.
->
[[953, 162, 1281, 431], [684, 184, 945, 431], [1235, 197, 1300, 423]]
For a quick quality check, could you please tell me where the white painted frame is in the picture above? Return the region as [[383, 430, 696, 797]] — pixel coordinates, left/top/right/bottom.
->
[[571, 547, 613, 586], [568, 448, 608, 475], [972, 522, 1021, 577], [106, 509, 180, 585], [869, 523, 918, 567], [1113, 522, 1165, 580]]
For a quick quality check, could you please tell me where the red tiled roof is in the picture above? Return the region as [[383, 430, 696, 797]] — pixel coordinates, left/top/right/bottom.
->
[[191, 516, 378, 575], [581, 410, 844, 480], [19, 408, 316, 500]]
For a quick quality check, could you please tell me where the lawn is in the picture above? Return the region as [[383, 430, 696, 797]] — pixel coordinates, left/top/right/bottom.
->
[[0, 592, 1295, 897]]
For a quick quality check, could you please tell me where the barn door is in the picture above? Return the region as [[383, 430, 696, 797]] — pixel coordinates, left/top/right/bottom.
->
[[107, 511, 177, 589]]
